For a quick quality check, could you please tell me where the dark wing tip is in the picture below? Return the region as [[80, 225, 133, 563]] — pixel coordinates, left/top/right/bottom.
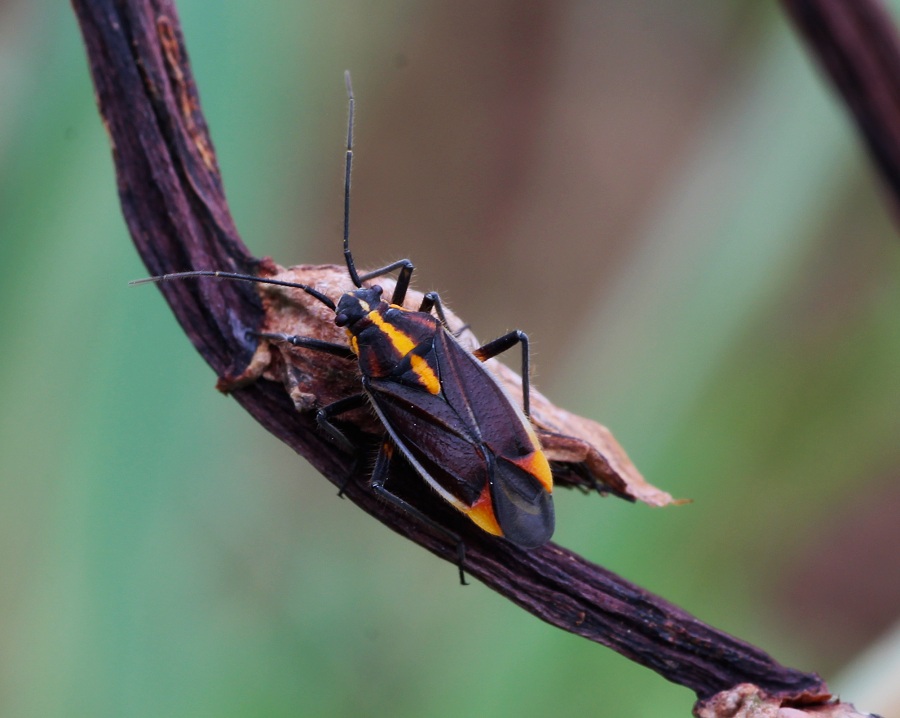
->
[[490, 456, 555, 548]]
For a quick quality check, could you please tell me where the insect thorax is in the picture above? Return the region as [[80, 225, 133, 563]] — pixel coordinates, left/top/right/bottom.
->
[[349, 302, 442, 383]]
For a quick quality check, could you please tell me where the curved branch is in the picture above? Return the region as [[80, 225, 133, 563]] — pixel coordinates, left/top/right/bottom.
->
[[71, 0, 855, 713]]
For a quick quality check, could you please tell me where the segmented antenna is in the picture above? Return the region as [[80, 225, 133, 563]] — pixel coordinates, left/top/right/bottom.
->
[[343, 70, 361, 288], [129, 271, 337, 311], [131, 72, 362, 312]]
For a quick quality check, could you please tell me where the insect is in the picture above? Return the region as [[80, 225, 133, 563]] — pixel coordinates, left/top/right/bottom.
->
[[136, 72, 554, 579]]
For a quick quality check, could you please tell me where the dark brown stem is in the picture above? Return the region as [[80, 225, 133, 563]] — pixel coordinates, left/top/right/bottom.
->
[[781, 0, 900, 223], [72, 0, 834, 710]]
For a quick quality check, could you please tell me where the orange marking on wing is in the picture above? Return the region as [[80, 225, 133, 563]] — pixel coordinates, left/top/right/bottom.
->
[[507, 451, 554, 493], [463, 486, 502, 536]]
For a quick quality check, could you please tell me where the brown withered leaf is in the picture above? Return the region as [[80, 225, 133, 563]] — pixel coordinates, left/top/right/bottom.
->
[[219, 261, 680, 508]]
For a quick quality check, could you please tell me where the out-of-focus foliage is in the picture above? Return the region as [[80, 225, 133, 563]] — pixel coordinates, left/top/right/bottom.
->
[[0, 1, 897, 716]]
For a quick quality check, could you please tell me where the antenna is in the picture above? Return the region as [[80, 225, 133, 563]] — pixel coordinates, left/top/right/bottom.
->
[[132, 72, 363, 312], [343, 70, 362, 288], [129, 271, 337, 311]]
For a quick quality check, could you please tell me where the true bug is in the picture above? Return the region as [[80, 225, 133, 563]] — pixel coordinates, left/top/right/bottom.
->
[[136, 73, 554, 577]]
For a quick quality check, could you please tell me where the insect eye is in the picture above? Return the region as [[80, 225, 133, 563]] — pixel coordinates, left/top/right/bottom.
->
[[372, 285, 383, 296], [335, 312, 350, 327]]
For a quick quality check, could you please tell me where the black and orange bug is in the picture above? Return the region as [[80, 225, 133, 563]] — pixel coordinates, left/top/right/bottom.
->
[[136, 73, 554, 579]]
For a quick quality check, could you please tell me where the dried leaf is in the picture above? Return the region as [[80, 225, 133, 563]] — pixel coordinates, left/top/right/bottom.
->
[[220, 261, 680, 507]]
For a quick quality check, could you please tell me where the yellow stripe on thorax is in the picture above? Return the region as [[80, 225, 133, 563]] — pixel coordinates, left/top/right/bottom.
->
[[367, 310, 415, 354], [367, 310, 441, 394]]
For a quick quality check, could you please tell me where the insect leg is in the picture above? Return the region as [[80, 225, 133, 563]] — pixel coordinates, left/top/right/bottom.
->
[[418, 291, 449, 327], [315, 393, 369, 454], [370, 440, 468, 585], [357, 259, 415, 306], [473, 331, 532, 417], [417, 292, 471, 338], [252, 332, 357, 360], [254, 330, 366, 452]]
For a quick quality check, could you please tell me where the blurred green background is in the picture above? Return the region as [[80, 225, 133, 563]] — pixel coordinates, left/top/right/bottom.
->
[[1, 1, 899, 716]]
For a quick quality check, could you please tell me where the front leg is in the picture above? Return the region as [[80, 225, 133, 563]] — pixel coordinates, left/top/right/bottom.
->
[[357, 259, 415, 306], [252, 331, 356, 360]]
